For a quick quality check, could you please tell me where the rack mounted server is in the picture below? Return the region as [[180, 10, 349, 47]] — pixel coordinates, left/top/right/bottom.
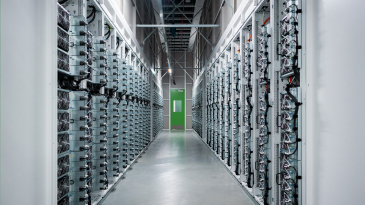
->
[[56, 0, 163, 204], [192, 1, 303, 204]]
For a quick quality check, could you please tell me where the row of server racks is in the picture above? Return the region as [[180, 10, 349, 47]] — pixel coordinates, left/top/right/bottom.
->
[[56, 0, 163, 204], [192, 0, 303, 205]]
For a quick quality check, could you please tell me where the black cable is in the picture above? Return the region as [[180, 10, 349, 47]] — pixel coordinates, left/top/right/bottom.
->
[[87, 6, 96, 19], [247, 156, 254, 188], [116, 37, 121, 49], [104, 24, 111, 40], [227, 139, 231, 166], [104, 30, 110, 37], [88, 12, 96, 24], [106, 31, 111, 40]]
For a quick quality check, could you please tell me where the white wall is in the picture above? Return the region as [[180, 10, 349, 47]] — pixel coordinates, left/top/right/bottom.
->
[[305, 0, 365, 204], [221, 0, 234, 33], [113, 0, 123, 12], [123, 0, 136, 34], [1, 0, 56, 204]]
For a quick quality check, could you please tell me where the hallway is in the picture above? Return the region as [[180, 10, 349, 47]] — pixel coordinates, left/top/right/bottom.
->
[[101, 130, 255, 205]]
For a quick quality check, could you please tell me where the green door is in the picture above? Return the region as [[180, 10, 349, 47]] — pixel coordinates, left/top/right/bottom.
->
[[170, 89, 185, 129]]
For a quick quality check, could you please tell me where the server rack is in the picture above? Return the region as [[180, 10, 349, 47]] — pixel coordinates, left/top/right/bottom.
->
[[192, 1, 303, 204], [56, 0, 163, 204]]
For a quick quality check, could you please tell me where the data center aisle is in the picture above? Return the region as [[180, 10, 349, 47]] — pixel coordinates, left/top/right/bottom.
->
[[101, 130, 255, 205]]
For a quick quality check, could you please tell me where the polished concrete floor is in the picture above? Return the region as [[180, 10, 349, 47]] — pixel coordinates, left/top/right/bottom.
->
[[102, 130, 255, 205]]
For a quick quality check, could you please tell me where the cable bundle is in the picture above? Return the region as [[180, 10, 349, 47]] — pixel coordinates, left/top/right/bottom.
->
[[206, 82, 213, 146], [216, 75, 222, 156], [212, 79, 219, 154], [243, 41, 254, 188], [192, 81, 203, 137], [233, 54, 241, 175], [225, 63, 232, 166], [279, 0, 301, 81], [277, 1, 302, 204], [278, 86, 302, 205], [258, 25, 271, 85], [219, 74, 225, 160], [152, 82, 163, 137], [258, 90, 271, 205]]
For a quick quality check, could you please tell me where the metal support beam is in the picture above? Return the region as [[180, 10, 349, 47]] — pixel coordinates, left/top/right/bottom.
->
[[167, 52, 185, 69], [137, 24, 221, 28], [164, 0, 185, 20], [155, 0, 172, 70], [183, 51, 193, 81], [164, 11, 195, 15], [188, 29, 198, 39], [223, 0, 234, 15], [166, 28, 191, 31], [167, 51, 187, 68], [165, 16, 194, 20], [143, 28, 157, 44], [168, 41, 190, 44], [155, 46, 164, 56], [169, 0, 214, 50], [195, 28, 214, 50], [187, 0, 205, 52], [161, 70, 169, 78], [189, 50, 200, 61], [186, 43, 195, 52], [167, 29, 197, 39], [167, 52, 196, 82], [131, 0, 162, 65], [183, 68, 194, 80]]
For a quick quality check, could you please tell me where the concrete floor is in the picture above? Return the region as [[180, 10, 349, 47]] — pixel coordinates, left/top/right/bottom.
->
[[101, 130, 255, 205]]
